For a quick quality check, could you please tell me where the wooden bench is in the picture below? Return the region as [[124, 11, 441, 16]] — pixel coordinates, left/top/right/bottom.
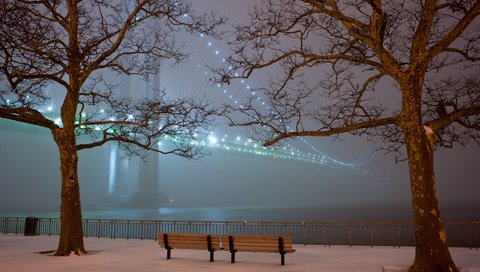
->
[[157, 233, 222, 262], [222, 235, 295, 265]]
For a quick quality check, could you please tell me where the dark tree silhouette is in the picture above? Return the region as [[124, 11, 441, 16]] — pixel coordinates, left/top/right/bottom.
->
[[213, 0, 480, 271], [0, 0, 224, 256]]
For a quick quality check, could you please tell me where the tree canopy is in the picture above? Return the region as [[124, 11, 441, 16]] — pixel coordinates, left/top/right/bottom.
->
[[215, 0, 479, 156], [0, 0, 224, 256], [214, 0, 480, 271]]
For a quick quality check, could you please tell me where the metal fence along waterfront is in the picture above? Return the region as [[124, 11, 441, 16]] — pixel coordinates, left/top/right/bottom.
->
[[1, 217, 479, 248]]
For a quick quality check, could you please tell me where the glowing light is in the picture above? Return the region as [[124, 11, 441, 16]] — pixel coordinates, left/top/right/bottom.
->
[[47, 106, 53, 111], [208, 135, 218, 145]]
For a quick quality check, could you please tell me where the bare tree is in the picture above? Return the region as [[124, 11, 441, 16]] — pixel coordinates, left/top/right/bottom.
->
[[0, 0, 224, 256], [213, 0, 480, 271]]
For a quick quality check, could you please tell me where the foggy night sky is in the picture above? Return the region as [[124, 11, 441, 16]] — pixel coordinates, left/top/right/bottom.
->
[[0, 0, 479, 218]]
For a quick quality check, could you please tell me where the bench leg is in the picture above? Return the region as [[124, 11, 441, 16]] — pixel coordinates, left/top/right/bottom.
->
[[166, 248, 171, 259], [210, 251, 214, 262], [281, 253, 285, 266], [230, 252, 235, 263]]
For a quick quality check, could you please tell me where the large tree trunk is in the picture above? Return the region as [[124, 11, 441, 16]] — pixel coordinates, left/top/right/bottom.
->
[[52, 127, 86, 256], [401, 84, 458, 272]]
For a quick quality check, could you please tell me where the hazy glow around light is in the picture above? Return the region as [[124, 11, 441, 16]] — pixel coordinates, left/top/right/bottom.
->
[[208, 135, 218, 145]]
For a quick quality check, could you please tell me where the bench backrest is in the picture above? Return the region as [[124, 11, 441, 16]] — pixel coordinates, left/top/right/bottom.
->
[[157, 233, 222, 251], [223, 235, 295, 253]]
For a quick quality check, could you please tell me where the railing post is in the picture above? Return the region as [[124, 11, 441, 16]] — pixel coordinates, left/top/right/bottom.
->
[[468, 222, 473, 250], [15, 217, 19, 235], [97, 219, 101, 238], [370, 224, 373, 248], [348, 223, 352, 247], [302, 221, 307, 246], [323, 223, 327, 247], [112, 220, 116, 239], [48, 218, 52, 236], [476, 222, 479, 250], [392, 223, 396, 248], [126, 220, 130, 240], [5, 218, 9, 235]]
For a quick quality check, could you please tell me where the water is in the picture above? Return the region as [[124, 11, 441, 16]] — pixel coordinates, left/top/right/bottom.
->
[[69, 205, 409, 222], [2, 203, 478, 222]]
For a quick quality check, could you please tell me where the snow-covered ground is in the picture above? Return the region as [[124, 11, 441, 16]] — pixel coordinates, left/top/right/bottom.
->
[[1, 234, 479, 272]]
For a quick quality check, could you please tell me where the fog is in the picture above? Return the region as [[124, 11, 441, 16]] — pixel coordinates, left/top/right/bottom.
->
[[1, 115, 479, 219], [1, 0, 479, 220]]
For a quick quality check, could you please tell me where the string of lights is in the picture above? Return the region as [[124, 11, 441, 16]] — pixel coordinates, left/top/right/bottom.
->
[[191, 33, 373, 173]]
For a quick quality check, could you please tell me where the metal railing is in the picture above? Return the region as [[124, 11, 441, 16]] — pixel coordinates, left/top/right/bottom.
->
[[1, 217, 479, 248]]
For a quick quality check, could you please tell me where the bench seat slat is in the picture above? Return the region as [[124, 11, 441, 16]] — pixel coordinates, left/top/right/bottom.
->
[[169, 244, 210, 250], [157, 233, 222, 250], [168, 238, 208, 242]]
